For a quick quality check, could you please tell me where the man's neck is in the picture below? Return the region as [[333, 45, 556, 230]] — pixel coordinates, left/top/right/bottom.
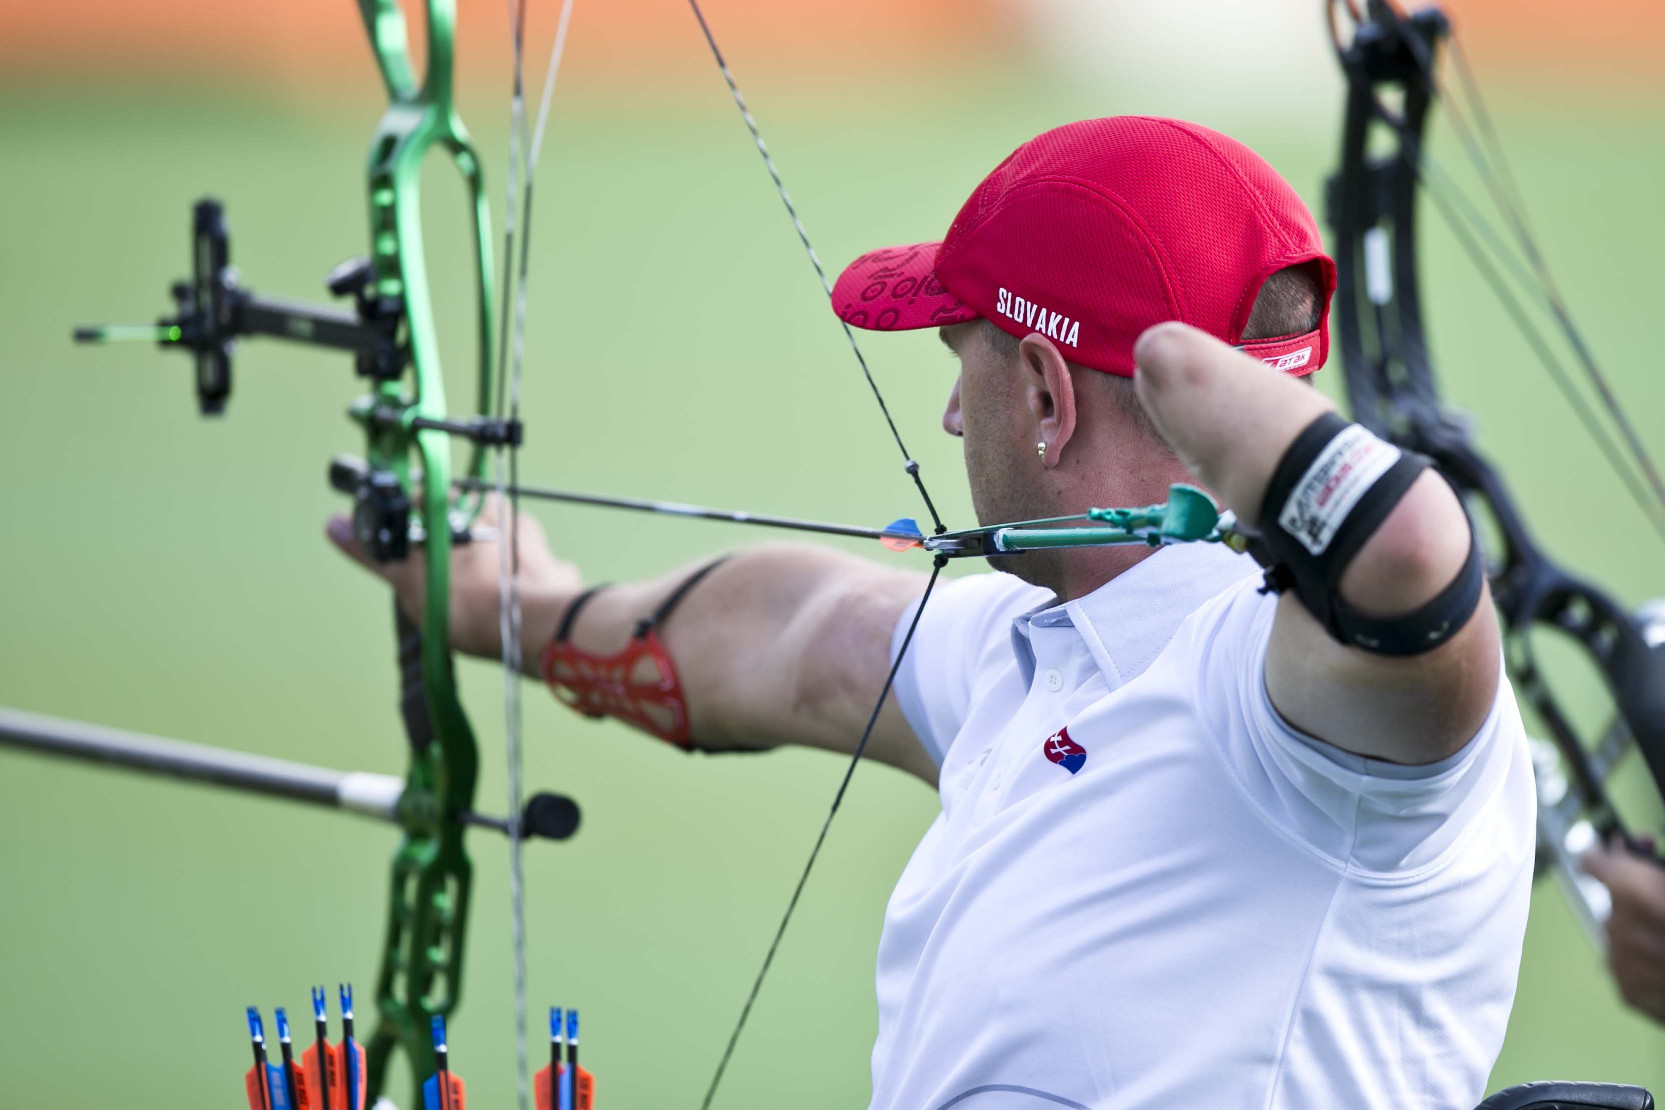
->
[[1020, 448, 1202, 601], [1015, 542, 1162, 604]]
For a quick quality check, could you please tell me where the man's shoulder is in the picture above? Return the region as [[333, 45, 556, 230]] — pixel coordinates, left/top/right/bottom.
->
[[1158, 571, 1277, 679]]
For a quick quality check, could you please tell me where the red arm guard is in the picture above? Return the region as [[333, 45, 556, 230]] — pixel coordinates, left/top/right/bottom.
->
[[539, 559, 727, 750]]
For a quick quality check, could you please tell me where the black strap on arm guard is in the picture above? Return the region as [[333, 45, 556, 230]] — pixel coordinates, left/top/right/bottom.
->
[[1248, 411, 1485, 655]]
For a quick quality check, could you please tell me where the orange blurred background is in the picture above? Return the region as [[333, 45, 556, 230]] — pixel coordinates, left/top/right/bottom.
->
[[3, 0, 1661, 93]]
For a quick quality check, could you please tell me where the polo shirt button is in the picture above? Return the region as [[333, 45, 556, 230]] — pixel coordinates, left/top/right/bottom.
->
[[1044, 668, 1063, 692]]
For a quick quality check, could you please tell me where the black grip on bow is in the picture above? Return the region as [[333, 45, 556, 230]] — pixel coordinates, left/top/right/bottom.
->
[[396, 605, 436, 754]]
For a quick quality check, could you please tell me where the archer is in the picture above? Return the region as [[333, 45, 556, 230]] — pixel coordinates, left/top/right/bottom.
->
[[332, 117, 1532, 1108]]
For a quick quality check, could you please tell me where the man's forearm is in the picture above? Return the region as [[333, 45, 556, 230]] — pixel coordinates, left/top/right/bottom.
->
[[329, 501, 934, 777], [521, 545, 931, 772]]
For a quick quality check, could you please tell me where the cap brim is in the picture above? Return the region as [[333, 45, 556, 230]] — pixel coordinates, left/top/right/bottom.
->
[[832, 242, 978, 332]]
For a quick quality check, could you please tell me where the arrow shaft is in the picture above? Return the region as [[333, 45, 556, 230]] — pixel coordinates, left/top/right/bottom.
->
[[453, 475, 917, 543]]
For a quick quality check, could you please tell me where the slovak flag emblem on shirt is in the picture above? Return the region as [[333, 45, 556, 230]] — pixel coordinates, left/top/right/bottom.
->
[[1042, 727, 1087, 775]]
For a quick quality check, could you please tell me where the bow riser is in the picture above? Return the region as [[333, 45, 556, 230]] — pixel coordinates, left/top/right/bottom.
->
[[352, 0, 499, 1101]]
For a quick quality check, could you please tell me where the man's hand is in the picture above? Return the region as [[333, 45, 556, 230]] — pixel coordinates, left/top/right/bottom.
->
[[1583, 837, 1665, 1023], [326, 495, 582, 669]]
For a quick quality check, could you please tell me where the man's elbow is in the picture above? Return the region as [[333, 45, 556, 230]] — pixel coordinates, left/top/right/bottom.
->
[[1339, 470, 1474, 619], [1288, 469, 1504, 762]]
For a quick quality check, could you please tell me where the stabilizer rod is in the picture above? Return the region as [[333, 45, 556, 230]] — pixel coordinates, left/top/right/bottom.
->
[[0, 707, 578, 842]]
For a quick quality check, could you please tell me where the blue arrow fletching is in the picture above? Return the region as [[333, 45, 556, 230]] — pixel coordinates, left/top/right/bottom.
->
[[264, 1061, 293, 1110], [881, 518, 925, 551]]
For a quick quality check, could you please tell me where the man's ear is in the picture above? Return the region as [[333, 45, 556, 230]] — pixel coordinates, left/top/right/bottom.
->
[[1017, 332, 1077, 468]]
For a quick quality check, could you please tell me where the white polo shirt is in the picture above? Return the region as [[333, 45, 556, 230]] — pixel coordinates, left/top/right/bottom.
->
[[874, 542, 1535, 1110]]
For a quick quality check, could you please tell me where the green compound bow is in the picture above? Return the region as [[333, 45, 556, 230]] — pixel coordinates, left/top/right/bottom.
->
[[25, 0, 966, 1104], [64, 0, 579, 1103]]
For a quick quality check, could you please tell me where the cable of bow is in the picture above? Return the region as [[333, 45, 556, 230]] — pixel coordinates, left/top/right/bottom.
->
[[493, 3, 576, 1109], [685, 0, 947, 540]]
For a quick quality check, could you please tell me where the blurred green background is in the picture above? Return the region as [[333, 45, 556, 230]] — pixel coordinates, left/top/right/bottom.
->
[[1, 1, 1662, 1106]]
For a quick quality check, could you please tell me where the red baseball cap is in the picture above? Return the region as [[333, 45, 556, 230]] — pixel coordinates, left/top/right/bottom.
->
[[831, 116, 1336, 378]]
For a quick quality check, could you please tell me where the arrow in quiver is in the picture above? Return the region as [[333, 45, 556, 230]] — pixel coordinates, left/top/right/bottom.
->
[[299, 985, 364, 1110], [245, 1007, 302, 1110], [305, 1032, 365, 1110], [422, 1015, 467, 1110], [275, 1007, 310, 1110], [534, 1064, 596, 1110], [535, 1008, 595, 1110]]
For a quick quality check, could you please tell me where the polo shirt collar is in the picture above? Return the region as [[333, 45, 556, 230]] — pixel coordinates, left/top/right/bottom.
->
[[1011, 541, 1257, 690]]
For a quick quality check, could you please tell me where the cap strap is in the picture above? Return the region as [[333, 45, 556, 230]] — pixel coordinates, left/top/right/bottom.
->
[[1235, 326, 1324, 376]]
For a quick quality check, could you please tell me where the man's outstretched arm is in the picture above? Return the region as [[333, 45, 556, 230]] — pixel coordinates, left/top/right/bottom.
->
[[327, 508, 937, 783], [1133, 322, 1502, 766]]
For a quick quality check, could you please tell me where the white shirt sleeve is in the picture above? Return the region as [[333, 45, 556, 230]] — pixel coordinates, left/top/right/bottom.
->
[[1189, 577, 1534, 874], [890, 571, 1053, 767]]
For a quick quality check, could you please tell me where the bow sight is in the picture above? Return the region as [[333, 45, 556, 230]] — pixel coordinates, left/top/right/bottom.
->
[[75, 199, 525, 570], [74, 198, 523, 447], [76, 199, 403, 414]]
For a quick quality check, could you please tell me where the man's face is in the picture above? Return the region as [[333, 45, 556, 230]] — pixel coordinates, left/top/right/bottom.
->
[[940, 321, 1047, 531]]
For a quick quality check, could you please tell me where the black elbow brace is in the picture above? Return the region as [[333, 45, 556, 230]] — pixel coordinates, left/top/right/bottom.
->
[[1247, 411, 1485, 656]]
